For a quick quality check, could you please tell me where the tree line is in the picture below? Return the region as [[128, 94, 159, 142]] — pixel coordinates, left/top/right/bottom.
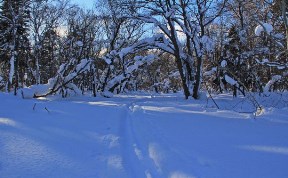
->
[[0, 0, 287, 99]]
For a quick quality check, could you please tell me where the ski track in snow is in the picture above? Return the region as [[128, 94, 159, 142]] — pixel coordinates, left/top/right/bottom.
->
[[120, 102, 160, 178], [1, 93, 288, 178], [119, 100, 209, 178], [130, 103, 203, 178]]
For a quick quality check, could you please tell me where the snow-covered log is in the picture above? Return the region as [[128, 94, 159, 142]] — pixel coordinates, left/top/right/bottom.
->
[[21, 59, 92, 98]]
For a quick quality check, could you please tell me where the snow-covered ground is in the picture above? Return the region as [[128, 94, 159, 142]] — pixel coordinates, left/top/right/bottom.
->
[[0, 92, 288, 178]]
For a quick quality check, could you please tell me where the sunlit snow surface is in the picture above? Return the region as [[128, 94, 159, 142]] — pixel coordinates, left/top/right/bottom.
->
[[0, 92, 288, 178]]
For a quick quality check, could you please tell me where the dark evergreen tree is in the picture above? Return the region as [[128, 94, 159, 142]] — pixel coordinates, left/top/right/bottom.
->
[[39, 28, 59, 84], [222, 26, 248, 96]]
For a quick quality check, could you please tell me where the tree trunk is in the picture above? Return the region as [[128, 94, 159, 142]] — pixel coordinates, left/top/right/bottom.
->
[[282, 0, 288, 49], [92, 69, 97, 97], [192, 56, 202, 99], [174, 54, 190, 99], [14, 56, 19, 96], [167, 19, 191, 99], [35, 53, 40, 84]]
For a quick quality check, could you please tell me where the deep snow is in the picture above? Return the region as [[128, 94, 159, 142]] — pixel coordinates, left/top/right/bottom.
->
[[0, 92, 288, 178]]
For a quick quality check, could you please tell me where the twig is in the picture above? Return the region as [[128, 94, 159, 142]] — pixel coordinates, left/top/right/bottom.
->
[[204, 82, 220, 109], [45, 107, 50, 113], [33, 103, 36, 110]]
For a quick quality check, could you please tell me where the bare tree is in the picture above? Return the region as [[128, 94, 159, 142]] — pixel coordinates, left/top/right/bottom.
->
[[135, 0, 226, 99], [29, 0, 69, 85]]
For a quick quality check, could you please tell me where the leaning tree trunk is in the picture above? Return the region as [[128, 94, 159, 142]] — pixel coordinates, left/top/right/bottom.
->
[[175, 54, 191, 99], [167, 19, 191, 99]]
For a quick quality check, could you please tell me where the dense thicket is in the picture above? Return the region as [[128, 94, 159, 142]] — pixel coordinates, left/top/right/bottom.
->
[[0, 0, 287, 98], [0, 0, 30, 94]]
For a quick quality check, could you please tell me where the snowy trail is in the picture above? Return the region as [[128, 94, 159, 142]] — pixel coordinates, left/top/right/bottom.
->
[[118, 99, 212, 178], [119, 102, 161, 178], [125, 102, 200, 178], [1, 93, 288, 178], [119, 103, 144, 177]]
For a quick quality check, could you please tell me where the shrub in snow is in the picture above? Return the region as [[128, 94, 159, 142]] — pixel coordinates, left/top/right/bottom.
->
[[100, 91, 114, 98], [264, 75, 282, 92], [197, 91, 208, 100]]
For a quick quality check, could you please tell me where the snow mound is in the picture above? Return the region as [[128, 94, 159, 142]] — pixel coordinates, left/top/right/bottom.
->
[[255, 23, 273, 36], [20, 84, 52, 99], [221, 60, 227, 67], [225, 75, 237, 85]]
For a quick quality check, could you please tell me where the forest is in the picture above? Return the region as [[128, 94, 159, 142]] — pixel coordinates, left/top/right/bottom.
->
[[0, 0, 287, 99], [1, 1, 288, 177]]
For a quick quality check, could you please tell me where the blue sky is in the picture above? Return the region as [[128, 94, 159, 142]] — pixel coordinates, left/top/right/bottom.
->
[[70, 0, 95, 9]]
